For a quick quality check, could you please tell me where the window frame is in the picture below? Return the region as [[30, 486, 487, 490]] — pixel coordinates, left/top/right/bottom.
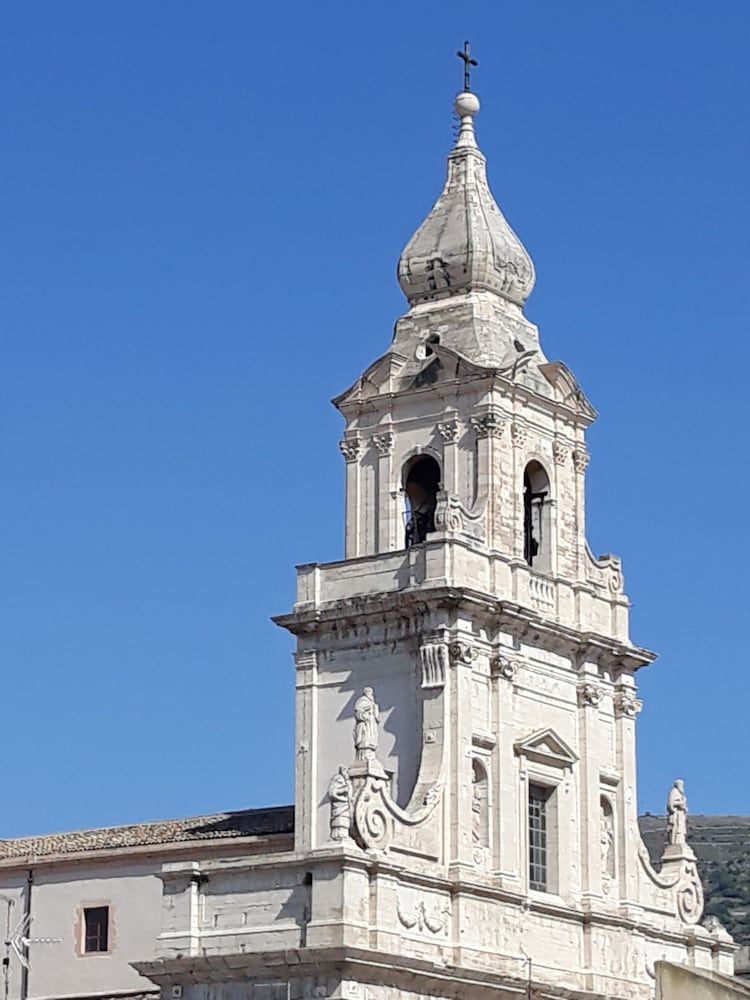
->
[[77, 902, 113, 957]]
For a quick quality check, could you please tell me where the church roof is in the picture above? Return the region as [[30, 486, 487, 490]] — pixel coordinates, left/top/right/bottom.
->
[[0, 804, 294, 863], [397, 91, 535, 309]]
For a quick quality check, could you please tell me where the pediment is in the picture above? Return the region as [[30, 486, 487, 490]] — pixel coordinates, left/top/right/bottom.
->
[[332, 352, 409, 410], [514, 727, 578, 769], [538, 361, 597, 422]]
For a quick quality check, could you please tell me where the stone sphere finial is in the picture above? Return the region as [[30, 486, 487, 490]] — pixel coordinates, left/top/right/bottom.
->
[[455, 91, 480, 118]]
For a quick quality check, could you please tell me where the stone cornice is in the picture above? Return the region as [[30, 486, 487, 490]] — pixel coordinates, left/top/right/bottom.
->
[[275, 584, 655, 671]]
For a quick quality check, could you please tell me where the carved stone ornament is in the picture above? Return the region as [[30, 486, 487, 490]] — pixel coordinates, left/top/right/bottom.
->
[[677, 861, 704, 924], [396, 894, 451, 935], [577, 682, 603, 707], [614, 689, 643, 718], [470, 407, 505, 439], [637, 841, 705, 926], [339, 437, 361, 463], [436, 418, 459, 443], [449, 640, 477, 664], [573, 448, 591, 473], [510, 421, 526, 448], [327, 767, 353, 841], [491, 654, 519, 680], [372, 432, 394, 457], [667, 779, 688, 847], [419, 642, 448, 689], [552, 440, 568, 465], [353, 688, 380, 761]]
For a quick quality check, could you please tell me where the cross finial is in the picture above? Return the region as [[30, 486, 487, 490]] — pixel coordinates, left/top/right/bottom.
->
[[456, 41, 478, 92]]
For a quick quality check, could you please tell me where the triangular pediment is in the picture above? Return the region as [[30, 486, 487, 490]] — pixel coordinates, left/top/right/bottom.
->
[[538, 361, 597, 422], [514, 727, 578, 769]]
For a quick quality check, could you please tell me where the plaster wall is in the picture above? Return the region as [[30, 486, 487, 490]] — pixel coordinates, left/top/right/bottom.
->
[[0, 860, 162, 1000]]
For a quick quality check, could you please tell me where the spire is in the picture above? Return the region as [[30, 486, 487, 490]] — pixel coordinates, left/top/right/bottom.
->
[[397, 89, 536, 310]]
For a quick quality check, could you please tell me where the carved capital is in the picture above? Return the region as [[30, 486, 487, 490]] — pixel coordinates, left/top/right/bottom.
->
[[491, 655, 520, 681], [573, 448, 591, 473], [577, 682, 603, 707], [510, 422, 526, 448], [373, 432, 394, 457], [436, 418, 459, 443], [471, 407, 505, 440], [449, 640, 477, 665], [339, 437, 361, 463], [615, 690, 643, 718], [552, 440, 568, 465]]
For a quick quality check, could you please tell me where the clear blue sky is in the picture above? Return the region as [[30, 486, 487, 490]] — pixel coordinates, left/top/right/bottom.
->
[[1, 2, 748, 837]]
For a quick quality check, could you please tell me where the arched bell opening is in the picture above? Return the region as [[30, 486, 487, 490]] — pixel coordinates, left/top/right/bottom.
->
[[523, 460, 552, 573], [403, 454, 441, 548]]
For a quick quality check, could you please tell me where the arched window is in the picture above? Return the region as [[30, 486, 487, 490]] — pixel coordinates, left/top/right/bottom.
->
[[403, 455, 440, 548], [471, 759, 489, 848], [523, 461, 551, 573]]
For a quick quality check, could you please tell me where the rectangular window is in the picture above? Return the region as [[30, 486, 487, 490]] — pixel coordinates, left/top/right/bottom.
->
[[528, 784, 550, 891], [83, 905, 109, 953]]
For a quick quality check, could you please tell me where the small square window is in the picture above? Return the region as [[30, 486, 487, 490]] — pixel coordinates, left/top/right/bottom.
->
[[83, 906, 109, 953]]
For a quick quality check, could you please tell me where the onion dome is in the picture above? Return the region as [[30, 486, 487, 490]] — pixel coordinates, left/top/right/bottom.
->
[[397, 92, 535, 309]]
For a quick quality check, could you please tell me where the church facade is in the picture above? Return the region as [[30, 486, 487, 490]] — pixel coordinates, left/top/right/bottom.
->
[[0, 83, 744, 1000]]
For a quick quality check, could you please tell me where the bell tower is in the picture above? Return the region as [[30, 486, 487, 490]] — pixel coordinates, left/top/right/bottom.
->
[[275, 82, 733, 995]]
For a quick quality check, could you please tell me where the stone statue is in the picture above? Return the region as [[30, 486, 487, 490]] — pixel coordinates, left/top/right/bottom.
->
[[667, 779, 688, 846], [327, 766, 352, 841], [600, 802, 614, 875], [353, 687, 380, 761]]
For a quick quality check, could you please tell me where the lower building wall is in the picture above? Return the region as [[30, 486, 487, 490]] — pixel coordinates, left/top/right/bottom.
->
[[656, 962, 750, 1000]]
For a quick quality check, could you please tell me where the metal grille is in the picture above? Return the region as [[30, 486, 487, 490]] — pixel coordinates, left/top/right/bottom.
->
[[528, 785, 548, 891]]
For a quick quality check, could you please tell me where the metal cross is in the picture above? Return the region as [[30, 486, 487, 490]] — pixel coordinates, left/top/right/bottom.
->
[[456, 41, 478, 92]]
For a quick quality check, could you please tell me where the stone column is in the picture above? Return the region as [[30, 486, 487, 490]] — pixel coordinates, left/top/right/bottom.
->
[[510, 421, 527, 559], [613, 675, 643, 911], [437, 414, 460, 496], [447, 634, 477, 877], [339, 435, 362, 558], [470, 405, 506, 549], [373, 430, 396, 553], [577, 673, 604, 903], [572, 445, 591, 580], [295, 649, 318, 852], [492, 652, 522, 889]]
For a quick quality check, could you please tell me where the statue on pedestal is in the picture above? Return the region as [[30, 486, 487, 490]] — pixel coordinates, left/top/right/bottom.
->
[[667, 779, 688, 846], [353, 687, 380, 761], [327, 766, 353, 841]]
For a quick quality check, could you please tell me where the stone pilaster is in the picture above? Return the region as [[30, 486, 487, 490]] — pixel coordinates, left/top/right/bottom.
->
[[340, 435, 362, 558]]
